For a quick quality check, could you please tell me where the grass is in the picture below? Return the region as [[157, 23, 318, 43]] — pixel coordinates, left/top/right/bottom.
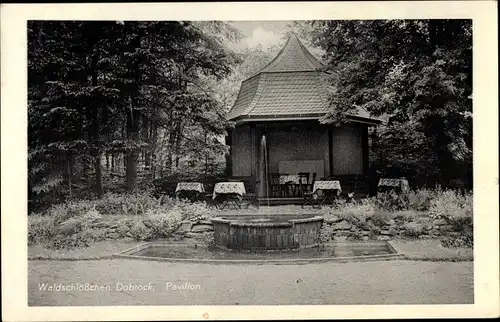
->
[[28, 239, 144, 260], [390, 239, 473, 262]]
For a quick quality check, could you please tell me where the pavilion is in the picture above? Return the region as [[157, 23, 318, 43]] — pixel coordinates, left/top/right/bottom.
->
[[225, 34, 381, 201]]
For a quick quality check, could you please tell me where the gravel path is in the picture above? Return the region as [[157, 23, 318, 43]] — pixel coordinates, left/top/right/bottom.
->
[[29, 259, 473, 306]]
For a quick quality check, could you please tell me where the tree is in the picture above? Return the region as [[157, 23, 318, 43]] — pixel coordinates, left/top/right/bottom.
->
[[28, 21, 121, 207], [307, 20, 472, 187], [28, 20, 242, 210]]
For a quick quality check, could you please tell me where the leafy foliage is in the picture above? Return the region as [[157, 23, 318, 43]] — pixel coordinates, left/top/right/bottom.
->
[[307, 20, 472, 187], [28, 21, 241, 211]]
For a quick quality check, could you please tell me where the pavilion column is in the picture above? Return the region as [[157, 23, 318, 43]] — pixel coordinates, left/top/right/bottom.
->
[[328, 127, 334, 177], [250, 123, 257, 178], [225, 128, 233, 177], [361, 126, 369, 175]]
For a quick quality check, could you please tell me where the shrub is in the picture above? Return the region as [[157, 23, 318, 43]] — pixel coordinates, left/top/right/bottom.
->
[[369, 211, 393, 227], [51, 229, 105, 249], [346, 231, 363, 240], [194, 232, 215, 248], [80, 207, 102, 224], [429, 189, 473, 240], [141, 211, 183, 241], [129, 220, 152, 241], [176, 202, 217, 221], [319, 224, 335, 243], [393, 210, 419, 223], [401, 223, 424, 238], [28, 214, 56, 245], [47, 201, 93, 223], [407, 189, 433, 211], [48, 208, 108, 249], [375, 191, 408, 211], [337, 211, 367, 228], [429, 189, 470, 218], [332, 198, 377, 217], [95, 192, 163, 216], [442, 231, 473, 248]]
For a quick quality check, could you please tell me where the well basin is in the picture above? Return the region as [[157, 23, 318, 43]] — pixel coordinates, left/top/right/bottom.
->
[[211, 214, 324, 250]]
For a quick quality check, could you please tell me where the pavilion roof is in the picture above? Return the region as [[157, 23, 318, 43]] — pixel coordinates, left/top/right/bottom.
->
[[227, 34, 380, 125]]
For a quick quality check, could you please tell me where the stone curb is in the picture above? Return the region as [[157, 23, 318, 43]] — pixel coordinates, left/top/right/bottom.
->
[[112, 240, 406, 265], [112, 252, 406, 265]]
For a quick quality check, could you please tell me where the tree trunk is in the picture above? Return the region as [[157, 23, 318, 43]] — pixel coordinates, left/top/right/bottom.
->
[[204, 131, 208, 175], [67, 153, 73, 197], [126, 96, 141, 191], [150, 120, 158, 180], [125, 33, 142, 191], [123, 153, 127, 174], [90, 51, 103, 197], [143, 115, 151, 167], [111, 153, 115, 172], [126, 150, 139, 190], [106, 152, 110, 170], [94, 154, 103, 196]]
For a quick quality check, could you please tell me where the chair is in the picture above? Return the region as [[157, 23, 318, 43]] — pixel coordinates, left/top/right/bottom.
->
[[299, 180, 318, 209], [219, 176, 257, 209], [308, 173, 317, 194], [270, 173, 282, 198], [297, 172, 310, 197], [242, 178, 260, 209]]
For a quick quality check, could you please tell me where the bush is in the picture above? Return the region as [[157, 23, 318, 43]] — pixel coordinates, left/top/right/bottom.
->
[[319, 223, 335, 243], [369, 211, 393, 227], [429, 189, 471, 218], [51, 226, 107, 249], [50, 208, 108, 249], [407, 189, 433, 211], [393, 210, 419, 223], [331, 198, 377, 217], [337, 211, 367, 228], [36, 191, 170, 219], [129, 220, 152, 241], [95, 192, 163, 216], [401, 223, 424, 238], [346, 231, 363, 240], [448, 216, 473, 232], [47, 201, 94, 223], [375, 191, 408, 211], [28, 214, 56, 245], [175, 202, 217, 221], [140, 211, 183, 241], [194, 232, 215, 248], [442, 231, 473, 248]]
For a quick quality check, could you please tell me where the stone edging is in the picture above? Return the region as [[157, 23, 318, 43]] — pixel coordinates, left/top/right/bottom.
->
[[111, 240, 406, 265]]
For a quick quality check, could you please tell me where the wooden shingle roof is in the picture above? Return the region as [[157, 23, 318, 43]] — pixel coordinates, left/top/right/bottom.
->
[[227, 34, 380, 124]]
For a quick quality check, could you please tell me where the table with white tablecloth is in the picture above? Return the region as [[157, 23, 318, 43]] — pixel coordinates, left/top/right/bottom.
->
[[378, 178, 409, 193], [175, 182, 205, 201], [312, 180, 342, 194], [175, 182, 205, 193], [212, 182, 246, 209], [311, 180, 342, 207]]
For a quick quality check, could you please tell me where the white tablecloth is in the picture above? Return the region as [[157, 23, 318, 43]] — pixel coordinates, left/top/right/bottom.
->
[[312, 181, 342, 193], [378, 178, 409, 192], [175, 182, 205, 193], [212, 182, 246, 199]]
